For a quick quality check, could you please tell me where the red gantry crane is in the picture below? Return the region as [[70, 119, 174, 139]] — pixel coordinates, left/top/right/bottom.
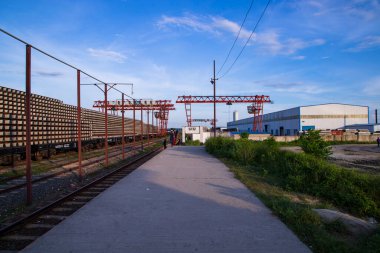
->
[[192, 119, 217, 126], [93, 99, 175, 136], [176, 95, 271, 132]]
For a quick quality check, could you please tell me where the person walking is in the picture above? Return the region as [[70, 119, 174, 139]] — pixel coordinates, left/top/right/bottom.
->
[[163, 138, 167, 149], [377, 137, 380, 148], [169, 130, 173, 147]]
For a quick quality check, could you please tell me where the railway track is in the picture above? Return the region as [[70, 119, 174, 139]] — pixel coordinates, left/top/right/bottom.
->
[[0, 139, 162, 195], [0, 137, 158, 182], [0, 146, 162, 251]]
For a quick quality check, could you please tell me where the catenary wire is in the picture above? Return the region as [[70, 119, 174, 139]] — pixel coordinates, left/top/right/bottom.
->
[[218, 0, 271, 80], [217, 0, 255, 75]]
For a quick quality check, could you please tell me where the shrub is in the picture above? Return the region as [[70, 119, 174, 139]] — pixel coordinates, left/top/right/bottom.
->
[[205, 136, 380, 219], [185, 140, 201, 146], [299, 130, 332, 159], [205, 137, 235, 158], [232, 139, 256, 165], [240, 132, 249, 139]]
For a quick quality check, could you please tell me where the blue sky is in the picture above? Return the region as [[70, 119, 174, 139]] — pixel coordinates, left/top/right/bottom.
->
[[0, 0, 379, 127]]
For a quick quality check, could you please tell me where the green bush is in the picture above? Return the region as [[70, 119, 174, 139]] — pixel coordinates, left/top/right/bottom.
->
[[185, 140, 202, 146], [232, 139, 256, 165], [205, 137, 235, 158], [299, 130, 332, 159], [240, 132, 249, 139], [205, 137, 380, 219]]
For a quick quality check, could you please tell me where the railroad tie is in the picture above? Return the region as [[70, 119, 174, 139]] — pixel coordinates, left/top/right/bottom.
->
[[25, 223, 54, 229], [1, 235, 39, 241]]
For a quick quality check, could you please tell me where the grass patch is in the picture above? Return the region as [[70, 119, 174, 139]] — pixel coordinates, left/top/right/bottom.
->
[[206, 137, 380, 253], [184, 140, 202, 146], [279, 140, 377, 147]]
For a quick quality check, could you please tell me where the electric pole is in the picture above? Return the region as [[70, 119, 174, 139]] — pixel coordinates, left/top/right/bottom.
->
[[210, 60, 218, 137]]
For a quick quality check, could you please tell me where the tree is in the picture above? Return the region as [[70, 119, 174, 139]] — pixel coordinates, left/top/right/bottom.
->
[[299, 130, 332, 159]]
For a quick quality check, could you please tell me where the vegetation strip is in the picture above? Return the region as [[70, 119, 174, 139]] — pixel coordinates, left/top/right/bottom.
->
[[205, 136, 380, 253]]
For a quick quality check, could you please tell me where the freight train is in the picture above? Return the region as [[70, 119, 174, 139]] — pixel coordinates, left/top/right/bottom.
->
[[0, 86, 154, 164]]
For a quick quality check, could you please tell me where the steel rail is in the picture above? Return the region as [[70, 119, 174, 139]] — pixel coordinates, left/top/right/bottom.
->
[[0, 139, 162, 195], [0, 146, 162, 237]]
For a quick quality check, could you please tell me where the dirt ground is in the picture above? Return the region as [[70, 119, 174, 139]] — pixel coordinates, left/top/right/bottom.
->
[[281, 144, 380, 174]]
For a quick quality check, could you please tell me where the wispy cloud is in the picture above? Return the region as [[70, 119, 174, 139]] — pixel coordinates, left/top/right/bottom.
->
[[211, 17, 251, 38], [303, 0, 380, 20], [157, 14, 217, 34], [292, 55, 306, 60], [347, 35, 380, 52], [34, 71, 64, 77], [263, 82, 332, 95], [253, 31, 325, 55], [363, 76, 380, 95], [87, 48, 127, 63], [157, 14, 325, 56]]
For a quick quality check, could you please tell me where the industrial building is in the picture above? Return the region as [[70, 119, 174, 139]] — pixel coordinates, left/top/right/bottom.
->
[[227, 103, 369, 136], [344, 124, 380, 133]]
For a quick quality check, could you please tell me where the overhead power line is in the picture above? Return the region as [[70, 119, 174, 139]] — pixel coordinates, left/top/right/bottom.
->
[[217, 0, 255, 75], [218, 0, 271, 80]]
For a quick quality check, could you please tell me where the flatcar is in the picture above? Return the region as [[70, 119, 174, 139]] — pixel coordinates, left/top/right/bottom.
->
[[0, 86, 154, 164]]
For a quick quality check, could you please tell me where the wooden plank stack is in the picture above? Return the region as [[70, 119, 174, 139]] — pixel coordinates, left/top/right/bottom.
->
[[0, 86, 151, 151]]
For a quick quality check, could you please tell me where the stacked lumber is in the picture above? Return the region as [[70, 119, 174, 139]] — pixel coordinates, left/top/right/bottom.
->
[[0, 86, 150, 150]]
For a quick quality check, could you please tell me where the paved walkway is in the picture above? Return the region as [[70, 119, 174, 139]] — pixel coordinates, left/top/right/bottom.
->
[[22, 146, 311, 253]]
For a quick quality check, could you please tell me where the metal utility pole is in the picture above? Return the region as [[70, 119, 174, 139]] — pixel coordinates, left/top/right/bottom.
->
[[140, 104, 143, 151], [104, 83, 108, 167], [211, 60, 217, 137], [121, 93, 125, 160], [147, 110, 150, 145], [76, 70, 82, 179], [25, 44, 32, 205]]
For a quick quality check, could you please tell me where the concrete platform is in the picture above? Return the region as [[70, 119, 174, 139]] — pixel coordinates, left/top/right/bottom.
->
[[21, 146, 311, 253]]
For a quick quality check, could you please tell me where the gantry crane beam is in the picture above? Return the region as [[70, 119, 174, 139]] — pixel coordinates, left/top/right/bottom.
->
[[93, 100, 174, 109], [191, 118, 217, 127], [176, 95, 271, 131], [93, 99, 175, 136], [176, 95, 271, 104], [192, 119, 217, 122]]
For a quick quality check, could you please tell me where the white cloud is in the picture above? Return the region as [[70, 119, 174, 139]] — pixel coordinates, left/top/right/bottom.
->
[[363, 76, 380, 95], [252, 31, 325, 55], [87, 48, 127, 63], [157, 15, 325, 56], [301, 0, 380, 20], [292, 55, 306, 60], [211, 17, 251, 39], [263, 82, 332, 95], [347, 35, 380, 52], [157, 15, 217, 34]]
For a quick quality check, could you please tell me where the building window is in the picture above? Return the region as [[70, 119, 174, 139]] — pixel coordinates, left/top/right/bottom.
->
[[286, 129, 290, 136]]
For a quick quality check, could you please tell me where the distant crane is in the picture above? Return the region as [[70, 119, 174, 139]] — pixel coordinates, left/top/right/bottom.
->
[[176, 95, 271, 132], [93, 99, 175, 136], [192, 119, 217, 126]]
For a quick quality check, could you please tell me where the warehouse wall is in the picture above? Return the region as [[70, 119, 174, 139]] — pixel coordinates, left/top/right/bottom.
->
[[300, 104, 368, 130], [227, 103, 369, 136], [262, 107, 300, 136]]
